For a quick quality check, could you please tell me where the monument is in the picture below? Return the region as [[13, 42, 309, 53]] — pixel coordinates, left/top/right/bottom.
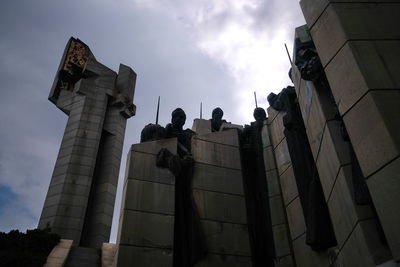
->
[[38, 37, 136, 249]]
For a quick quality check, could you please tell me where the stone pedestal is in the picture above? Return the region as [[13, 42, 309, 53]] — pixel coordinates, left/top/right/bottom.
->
[[115, 129, 252, 266], [115, 139, 176, 267]]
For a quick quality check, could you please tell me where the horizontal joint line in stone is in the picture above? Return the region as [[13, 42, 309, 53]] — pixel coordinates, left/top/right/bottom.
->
[[194, 161, 241, 171], [336, 217, 376, 253], [192, 187, 244, 197], [123, 208, 174, 217], [278, 165, 292, 177], [117, 243, 172, 250], [267, 111, 281, 125], [291, 231, 306, 242], [199, 218, 247, 227], [279, 164, 291, 177], [271, 222, 289, 228], [268, 193, 282, 198], [203, 251, 252, 258], [272, 136, 285, 150], [130, 177, 175, 186], [326, 163, 351, 203], [193, 137, 239, 148], [366, 154, 400, 180], [275, 253, 292, 260], [284, 195, 299, 208]]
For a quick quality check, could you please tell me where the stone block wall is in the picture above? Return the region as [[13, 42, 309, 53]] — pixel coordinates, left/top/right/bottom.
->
[[192, 129, 252, 266], [300, 0, 400, 262], [293, 64, 391, 266], [115, 139, 177, 267], [261, 119, 295, 267], [115, 130, 252, 266], [267, 107, 334, 266]]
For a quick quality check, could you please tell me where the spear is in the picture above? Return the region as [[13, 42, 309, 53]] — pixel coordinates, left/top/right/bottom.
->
[[155, 96, 160, 125], [200, 102, 203, 119], [254, 91, 258, 108], [284, 43, 293, 66]]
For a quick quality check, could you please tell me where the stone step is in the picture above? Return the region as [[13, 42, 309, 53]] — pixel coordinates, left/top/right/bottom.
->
[[65, 246, 100, 267]]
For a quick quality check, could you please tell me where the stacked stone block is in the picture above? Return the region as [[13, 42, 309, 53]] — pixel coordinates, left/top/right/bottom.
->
[[267, 106, 335, 266], [261, 118, 295, 267], [292, 58, 391, 265], [300, 0, 400, 262], [115, 129, 254, 266], [115, 139, 177, 266], [192, 129, 252, 266]]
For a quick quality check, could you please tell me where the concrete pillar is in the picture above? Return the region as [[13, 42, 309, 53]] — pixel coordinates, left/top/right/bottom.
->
[[38, 37, 136, 248]]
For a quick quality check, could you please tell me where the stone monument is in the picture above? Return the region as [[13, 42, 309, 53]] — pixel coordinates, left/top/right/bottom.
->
[[38, 37, 136, 249]]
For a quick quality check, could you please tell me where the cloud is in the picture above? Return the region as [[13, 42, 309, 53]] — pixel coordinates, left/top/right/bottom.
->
[[0, 0, 306, 242]]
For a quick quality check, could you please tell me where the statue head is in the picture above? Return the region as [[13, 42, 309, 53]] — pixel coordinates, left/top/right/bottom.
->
[[140, 123, 166, 142], [212, 107, 224, 120], [171, 108, 186, 129], [253, 107, 266, 123]]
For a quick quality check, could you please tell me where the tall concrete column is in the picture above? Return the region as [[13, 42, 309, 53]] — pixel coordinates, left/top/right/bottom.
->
[[38, 37, 136, 248], [300, 0, 400, 261]]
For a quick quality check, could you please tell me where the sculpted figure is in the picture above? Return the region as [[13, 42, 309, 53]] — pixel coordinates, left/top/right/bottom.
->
[[156, 108, 206, 266], [165, 108, 195, 157], [140, 123, 166, 143], [240, 107, 275, 266], [210, 107, 227, 132]]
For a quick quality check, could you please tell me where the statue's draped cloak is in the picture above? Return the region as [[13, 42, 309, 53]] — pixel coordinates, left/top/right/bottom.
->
[[240, 124, 275, 266]]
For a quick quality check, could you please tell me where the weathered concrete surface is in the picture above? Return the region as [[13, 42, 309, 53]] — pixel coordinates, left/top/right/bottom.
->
[[44, 239, 73, 267]]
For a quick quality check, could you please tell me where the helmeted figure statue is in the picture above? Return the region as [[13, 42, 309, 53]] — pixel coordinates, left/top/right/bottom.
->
[[210, 107, 227, 132]]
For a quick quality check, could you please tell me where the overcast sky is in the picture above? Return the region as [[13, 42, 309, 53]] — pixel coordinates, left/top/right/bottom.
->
[[0, 0, 304, 242]]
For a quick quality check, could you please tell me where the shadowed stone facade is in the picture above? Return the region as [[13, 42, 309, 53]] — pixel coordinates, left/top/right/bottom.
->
[[39, 37, 136, 249]]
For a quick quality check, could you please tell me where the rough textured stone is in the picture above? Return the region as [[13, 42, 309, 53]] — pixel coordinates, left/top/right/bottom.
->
[[275, 254, 295, 267], [131, 138, 177, 155], [193, 190, 247, 224], [273, 224, 291, 257], [192, 138, 241, 170], [192, 119, 212, 135], [123, 179, 175, 215], [192, 163, 244, 195], [266, 169, 280, 197], [316, 120, 351, 199], [309, 3, 400, 67], [367, 157, 400, 261], [261, 121, 272, 148], [274, 139, 291, 175], [193, 129, 240, 147], [286, 197, 306, 240], [118, 210, 174, 248], [292, 234, 332, 267], [195, 253, 252, 267], [201, 220, 251, 256], [44, 239, 73, 267], [338, 219, 392, 267], [269, 112, 286, 148], [128, 152, 175, 185], [116, 245, 173, 267], [343, 90, 400, 177], [263, 146, 278, 172], [279, 166, 298, 206], [327, 165, 374, 247], [269, 195, 286, 226], [326, 41, 400, 115]]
